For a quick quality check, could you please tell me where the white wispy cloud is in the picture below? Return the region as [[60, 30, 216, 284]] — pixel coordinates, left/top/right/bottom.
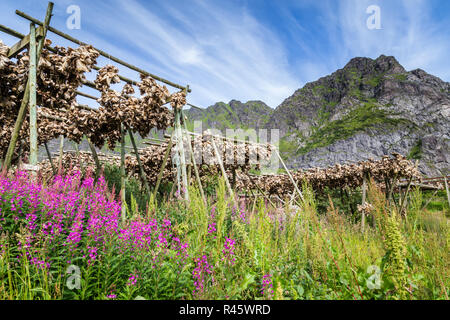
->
[[111, 0, 300, 108]]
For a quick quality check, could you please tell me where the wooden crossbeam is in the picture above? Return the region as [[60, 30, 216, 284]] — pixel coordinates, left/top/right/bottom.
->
[[0, 24, 25, 39], [8, 26, 44, 58], [0, 24, 140, 88], [142, 141, 164, 147], [186, 103, 204, 111], [16, 10, 191, 92]]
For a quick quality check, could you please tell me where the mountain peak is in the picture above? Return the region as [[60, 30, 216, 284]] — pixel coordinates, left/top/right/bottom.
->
[[343, 54, 405, 75]]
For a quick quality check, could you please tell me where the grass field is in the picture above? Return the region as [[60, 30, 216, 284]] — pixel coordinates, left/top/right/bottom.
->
[[0, 168, 448, 300]]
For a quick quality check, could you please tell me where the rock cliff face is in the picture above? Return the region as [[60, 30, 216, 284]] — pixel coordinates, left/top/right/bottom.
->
[[187, 55, 449, 176]]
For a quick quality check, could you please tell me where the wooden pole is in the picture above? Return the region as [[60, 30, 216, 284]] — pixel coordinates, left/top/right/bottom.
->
[[127, 128, 151, 198], [120, 123, 126, 222], [72, 141, 85, 175], [173, 126, 181, 194], [175, 110, 189, 201], [398, 175, 414, 217], [153, 137, 174, 199], [28, 23, 38, 173], [44, 142, 56, 174], [444, 176, 450, 210], [398, 161, 419, 217], [18, 142, 23, 168], [211, 137, 237, 207], [58, 135, 64, 170], [231, 168, 236, 190], [87, 139, 100, 171], [3, 2, 53, 169], [180, 109, 206, 205], [0, 24, 25, 39], [420, 190, 439, 211], [361, 174, 367, 232], [288, 189, 301, 207], [187, 164, 192, 185], [274, 148, 305, 204], [388, 173, 398, 206]]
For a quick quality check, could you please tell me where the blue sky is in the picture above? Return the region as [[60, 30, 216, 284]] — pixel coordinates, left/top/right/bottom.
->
[[1, 0, 449, 108]]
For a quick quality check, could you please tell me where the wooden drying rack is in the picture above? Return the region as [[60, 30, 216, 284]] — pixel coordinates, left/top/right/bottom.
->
[[0, 2, 305, 217]]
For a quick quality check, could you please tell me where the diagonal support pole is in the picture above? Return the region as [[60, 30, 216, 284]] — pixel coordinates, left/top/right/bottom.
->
[[127, 127, 151, 199], [180, 109, 206, 205], [153, 135, 174, 199], [274, 148, 305, 205], [72, 141, 85, 176], [211, 136, 239, 209], [87, 138, 101, 182], [361, 174, 367, 232], [44, 142, 56, 175]]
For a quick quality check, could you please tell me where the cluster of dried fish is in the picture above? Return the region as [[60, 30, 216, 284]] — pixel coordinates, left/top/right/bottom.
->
[[1, 39, 99, 112], [1, 37, 181, 163], [125, 134, 273, 185], [0, 39, 99, 160], [193, 133, 273, 175], [39, 150, 121, 181], [236, 153, 421, 196], [37, 42, 99, 109], [63, 65, 176, 149], [0, 106, 70, 162], [125, 143, 176, 185]]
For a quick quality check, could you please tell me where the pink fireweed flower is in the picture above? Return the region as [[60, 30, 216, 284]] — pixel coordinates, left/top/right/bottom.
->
[[163, 219, 171, 228], [192, 255, 214, 297], [207, 206, 217, 238], [222, 237, 236, 265], [0, 170, 190, 291], [207, 222, 216, 235], [127, 273, 139, 286], [238, 204, 247, 223], [261, 274, 274, 299], [87, 246, 98, 265]]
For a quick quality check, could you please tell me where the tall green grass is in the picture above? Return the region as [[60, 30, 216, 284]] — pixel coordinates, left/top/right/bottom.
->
[[0, 171, 448, 300]]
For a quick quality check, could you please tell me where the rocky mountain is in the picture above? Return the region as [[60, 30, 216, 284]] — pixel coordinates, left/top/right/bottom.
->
[[187, 55, 450, 176]]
